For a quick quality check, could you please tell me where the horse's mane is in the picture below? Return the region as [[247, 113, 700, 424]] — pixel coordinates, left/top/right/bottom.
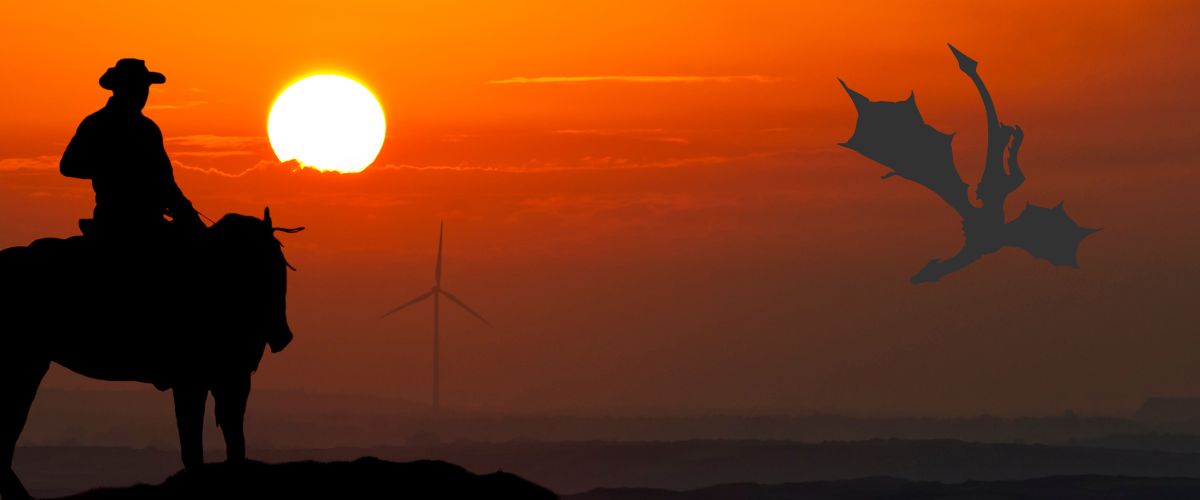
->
[[208, 213, 296, 270]]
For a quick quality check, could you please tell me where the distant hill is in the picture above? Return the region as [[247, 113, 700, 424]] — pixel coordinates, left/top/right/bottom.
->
[[22, 391, 1161, 448], [273, 439, 1200, 493], [58, 457, 556, 500], [1137, 398, 1200, 423], [567, 476, 1200, 500], [1070, 432, 1200, 454], [21, 388, 431, 449], [23, 439, 1200, 496]]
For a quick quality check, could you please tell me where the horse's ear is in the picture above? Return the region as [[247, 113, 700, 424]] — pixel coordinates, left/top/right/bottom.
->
[[264, 207, 272, 226]]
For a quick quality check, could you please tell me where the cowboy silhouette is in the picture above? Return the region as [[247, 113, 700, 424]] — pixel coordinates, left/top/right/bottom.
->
[[60, 58, 204, 241]]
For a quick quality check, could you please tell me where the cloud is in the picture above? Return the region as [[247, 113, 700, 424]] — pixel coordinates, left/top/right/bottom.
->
[[552, 128, 666, 136], [171, 151, 256, 158], [173, 159, 291, 178], [172, 150, 783, 178], [552, 128, 691, 144], [439, 133, 478, 143], [165, 135, 264, 162], [488, 75, 777, 85], [166, 135, 265, 148], [0, 156, 59, 171], [146, 100, 207, 110], [370, 154, 737, 174], [173, 162, 249, 178]]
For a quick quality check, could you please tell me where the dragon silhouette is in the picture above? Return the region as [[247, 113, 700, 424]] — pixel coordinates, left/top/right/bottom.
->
[[839, 44, 1098, 284]]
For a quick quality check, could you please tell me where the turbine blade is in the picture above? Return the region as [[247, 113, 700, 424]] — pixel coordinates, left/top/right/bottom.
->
[[439, 289, 492, 327], [435, 221, 444, 286], [380, 289, 434, 319]]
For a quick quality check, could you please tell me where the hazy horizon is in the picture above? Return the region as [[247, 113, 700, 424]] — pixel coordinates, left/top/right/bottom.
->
[[23, 385, 1174, 419]]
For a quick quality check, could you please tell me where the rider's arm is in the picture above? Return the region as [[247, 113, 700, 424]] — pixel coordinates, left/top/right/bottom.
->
[[150, 122, 198, 220], [60, 117, 97, 179]]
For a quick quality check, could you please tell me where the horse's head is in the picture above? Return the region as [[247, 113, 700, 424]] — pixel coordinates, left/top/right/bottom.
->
[[262, 207, 303, 352], [209, 207, 304, 354]]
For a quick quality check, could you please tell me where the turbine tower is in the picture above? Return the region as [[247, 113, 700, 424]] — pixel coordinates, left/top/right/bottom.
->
[[382, 221, 492, 414]]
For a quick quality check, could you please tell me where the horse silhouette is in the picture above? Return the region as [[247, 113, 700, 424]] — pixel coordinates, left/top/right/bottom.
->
[[0, 208, 299, 500]]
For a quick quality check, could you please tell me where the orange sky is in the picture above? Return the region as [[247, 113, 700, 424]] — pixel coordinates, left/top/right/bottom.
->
[[2, 1, 1199, 416]]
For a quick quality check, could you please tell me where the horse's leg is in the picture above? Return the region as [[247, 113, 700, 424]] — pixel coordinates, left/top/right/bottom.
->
[[172, 384, 208, 471], [212, 374, 251, 463], [0, 360, 48, 500]]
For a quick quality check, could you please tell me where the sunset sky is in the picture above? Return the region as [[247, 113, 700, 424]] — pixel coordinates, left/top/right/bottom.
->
[[1, 1, 1198, 416]]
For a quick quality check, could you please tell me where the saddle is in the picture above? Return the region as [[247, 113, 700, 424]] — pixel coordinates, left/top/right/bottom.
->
[[51, 218, 209, 316], [78, 216, 205, 252]]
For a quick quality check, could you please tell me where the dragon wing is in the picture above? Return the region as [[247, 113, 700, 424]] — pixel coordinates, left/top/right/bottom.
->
[[839, 80, 973, 218], [1005, 202, 1099, 267]]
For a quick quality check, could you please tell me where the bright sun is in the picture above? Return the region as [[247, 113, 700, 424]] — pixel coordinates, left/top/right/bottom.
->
[[267, 75, 386, 173]]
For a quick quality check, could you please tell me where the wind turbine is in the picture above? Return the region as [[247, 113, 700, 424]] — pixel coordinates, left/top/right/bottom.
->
[[381, 221, 492, 414]]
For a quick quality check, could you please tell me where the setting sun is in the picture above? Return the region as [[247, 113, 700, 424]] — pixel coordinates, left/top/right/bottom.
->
[[267, 75, 386, 173]]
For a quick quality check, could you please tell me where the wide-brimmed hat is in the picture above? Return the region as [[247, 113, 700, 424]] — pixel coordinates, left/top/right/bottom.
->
[[99, 58, 165, 91]]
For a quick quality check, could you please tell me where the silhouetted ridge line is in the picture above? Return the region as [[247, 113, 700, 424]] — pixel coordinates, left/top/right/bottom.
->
[[568, 475, 1200, 500], [58, 457, 556, 500]]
